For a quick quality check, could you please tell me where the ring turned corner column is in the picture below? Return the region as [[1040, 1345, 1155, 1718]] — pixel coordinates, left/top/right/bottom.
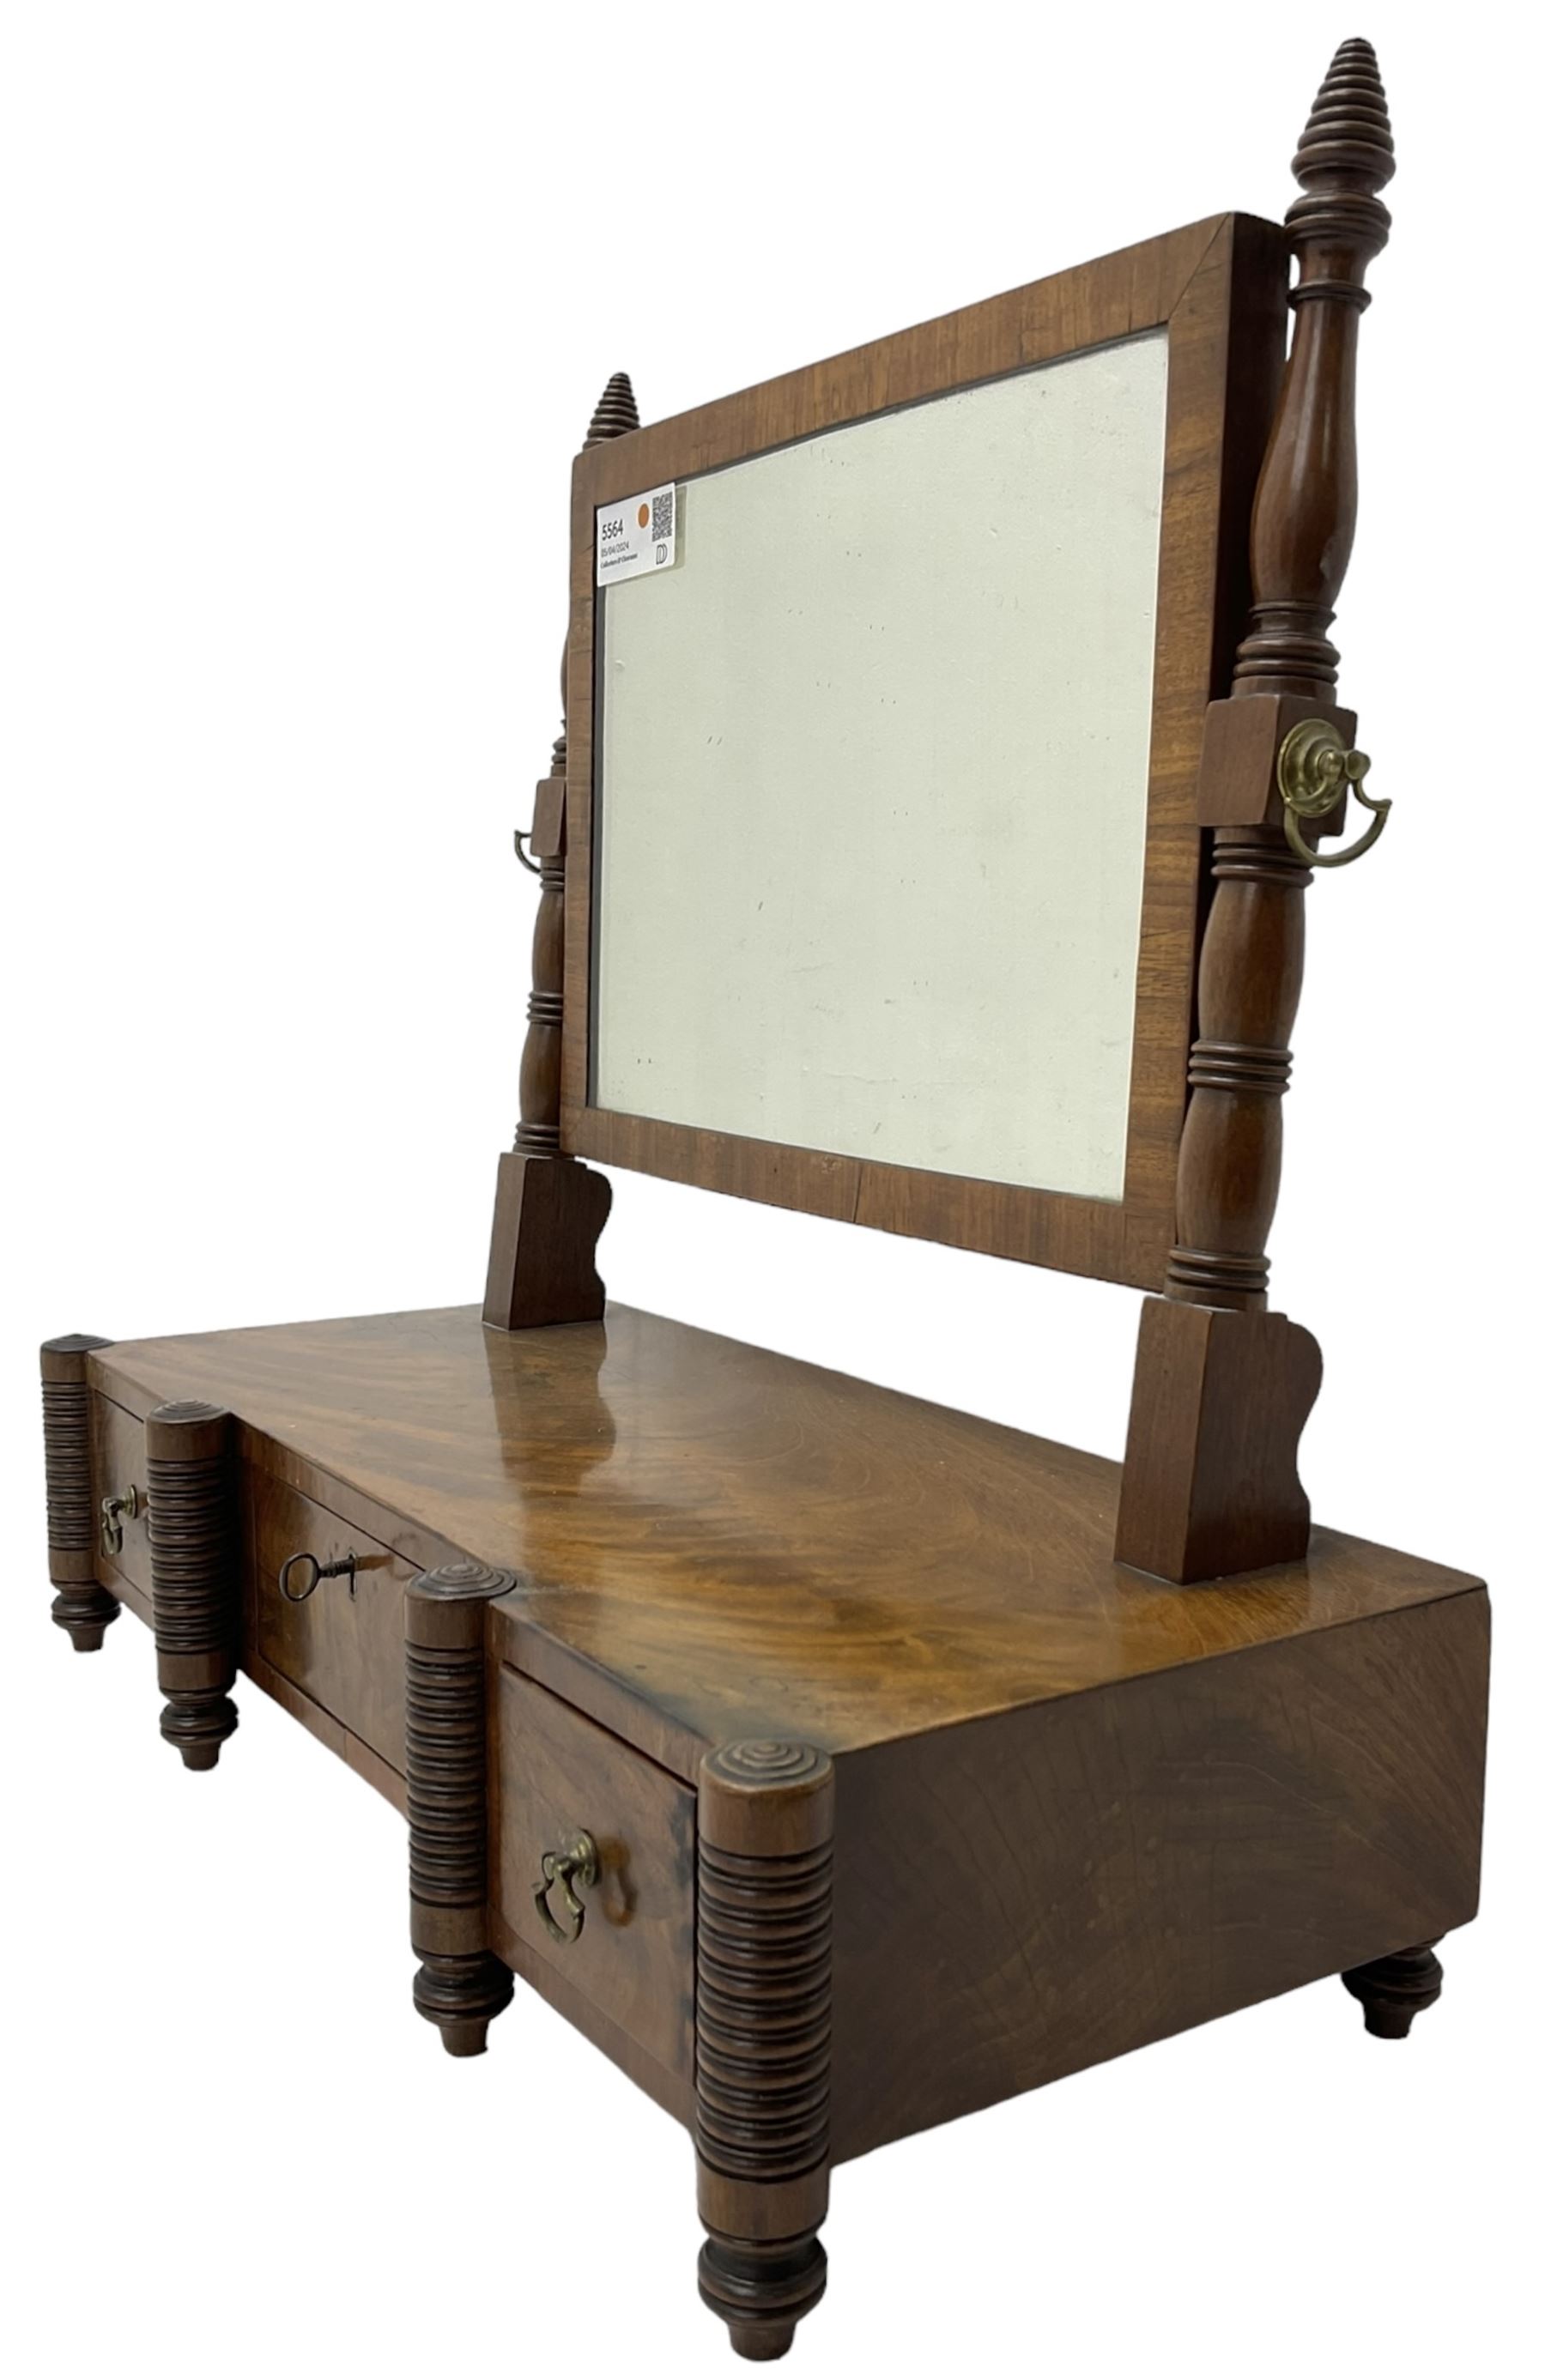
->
[[146, 1399, 239, 1768], [696, 1741, 835, 2363], [405, 1559, 516, 2057], [41, 1334, 119, 1653]]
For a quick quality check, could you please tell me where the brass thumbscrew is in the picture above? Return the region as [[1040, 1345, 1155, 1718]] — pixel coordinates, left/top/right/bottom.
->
[[1276, 718, 1391, 869]]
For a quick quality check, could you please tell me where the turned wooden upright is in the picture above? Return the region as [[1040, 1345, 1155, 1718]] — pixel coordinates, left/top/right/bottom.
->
[[482, 373, 638, 1330], [1118, 39, 1396, 1582]]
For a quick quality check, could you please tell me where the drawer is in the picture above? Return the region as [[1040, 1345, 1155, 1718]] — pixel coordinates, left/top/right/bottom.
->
[[247, 1469, 412, 1773], [494, 1668, 696, 2083], [89, 1392, 152, 1607]]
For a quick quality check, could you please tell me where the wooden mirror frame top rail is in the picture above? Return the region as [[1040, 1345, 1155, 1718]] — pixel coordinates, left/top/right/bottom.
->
[[487, 38, 1398, 1588]]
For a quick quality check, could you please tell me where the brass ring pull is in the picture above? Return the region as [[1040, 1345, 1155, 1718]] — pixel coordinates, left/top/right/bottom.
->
[[1277, 718, 1390, 869], [100, 1484, 142, 1558], [513, 827, 541, 875], [278, 1548, 358, 1602], [533, 1832, 599, 1946]]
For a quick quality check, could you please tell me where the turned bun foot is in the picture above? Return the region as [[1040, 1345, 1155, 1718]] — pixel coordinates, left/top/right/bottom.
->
[[699, 2237, 827, 2363], [1342, 1942, 1444, 2038], [412, 1949, 514, 2058], [52, 1587, 120, 1652], [160, 1691, 239, 1770]]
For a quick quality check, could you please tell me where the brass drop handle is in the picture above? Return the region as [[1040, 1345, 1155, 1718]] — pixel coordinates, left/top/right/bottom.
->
[[100, 1484, 143, 1558], [533, 1832, 599, 1946], [278, 1548, 359, 1602], [1276, 718, 1391, 869]]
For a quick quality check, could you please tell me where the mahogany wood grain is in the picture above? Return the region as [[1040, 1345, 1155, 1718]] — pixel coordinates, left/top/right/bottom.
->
[[96, 1550, 413, 1815], [1342, 1941, 1445, 2039], [342, 1721, 408, 1812], [482, 1145, 611, 1329], [88, 1389, 152, 1602], [88, 1306, 1482, 1777], [100, 1562, 152, 1629], [492, 1664, 696, 2081], [234, 1430, 462, 1581], [828, 1587, 1487, 2160], [488, 1911, 695, 2128], [1114, 1298, 1322, 1580], [234, 1644, 408, 1812], [562, 214, 1287, 1293], [247, 1465, 411, 1772]]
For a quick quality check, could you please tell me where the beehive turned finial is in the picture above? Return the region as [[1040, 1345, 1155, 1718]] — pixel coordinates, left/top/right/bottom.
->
[[584, 371, 639, 449], [1288, 37, 1395, 269]]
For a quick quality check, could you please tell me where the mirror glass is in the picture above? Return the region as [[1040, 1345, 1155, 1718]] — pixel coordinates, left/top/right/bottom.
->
[[591, 328, 1168, 1202]]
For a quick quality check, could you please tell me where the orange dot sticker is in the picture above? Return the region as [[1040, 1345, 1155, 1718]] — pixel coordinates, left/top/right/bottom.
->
[[637, 503, 650, 528]]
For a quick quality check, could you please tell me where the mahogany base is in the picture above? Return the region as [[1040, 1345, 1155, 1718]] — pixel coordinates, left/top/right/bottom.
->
[[47, 1304, 1488, 2362]]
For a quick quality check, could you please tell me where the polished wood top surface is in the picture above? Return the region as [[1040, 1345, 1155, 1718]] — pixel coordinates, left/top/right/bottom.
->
[[94, 1305, 1481, 1765]]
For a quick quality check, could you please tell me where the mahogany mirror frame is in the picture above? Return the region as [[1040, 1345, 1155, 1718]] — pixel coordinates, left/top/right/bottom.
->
[[557, 214, 1285, 1291]]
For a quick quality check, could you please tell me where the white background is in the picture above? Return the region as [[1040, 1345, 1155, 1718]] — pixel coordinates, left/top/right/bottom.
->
[[2, 6, 1537, 2376]]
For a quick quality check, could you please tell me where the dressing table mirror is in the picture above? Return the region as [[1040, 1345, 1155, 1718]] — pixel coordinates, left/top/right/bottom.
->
[[43, 39, 1487, 2363]]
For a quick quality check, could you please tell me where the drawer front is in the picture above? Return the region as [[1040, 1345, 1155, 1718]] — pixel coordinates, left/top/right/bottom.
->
[[247, 1469, 412, 1772], [494, 1668, 696, 2081], [89, 1392, 152, 1605]]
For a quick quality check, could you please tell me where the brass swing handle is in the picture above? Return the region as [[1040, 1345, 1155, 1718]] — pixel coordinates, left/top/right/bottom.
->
[[1276, 719, 1391, 869], [533, 1832, 599, 1946], [100, 1484, 144, 1558], [278, 1548, 359, 1602]]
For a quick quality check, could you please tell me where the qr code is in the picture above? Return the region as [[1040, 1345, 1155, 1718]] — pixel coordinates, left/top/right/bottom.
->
[[651, 488, 675, 542]]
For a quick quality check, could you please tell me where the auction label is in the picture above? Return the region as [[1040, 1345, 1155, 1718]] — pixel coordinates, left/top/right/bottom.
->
[[596, 484, 677, 584]]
